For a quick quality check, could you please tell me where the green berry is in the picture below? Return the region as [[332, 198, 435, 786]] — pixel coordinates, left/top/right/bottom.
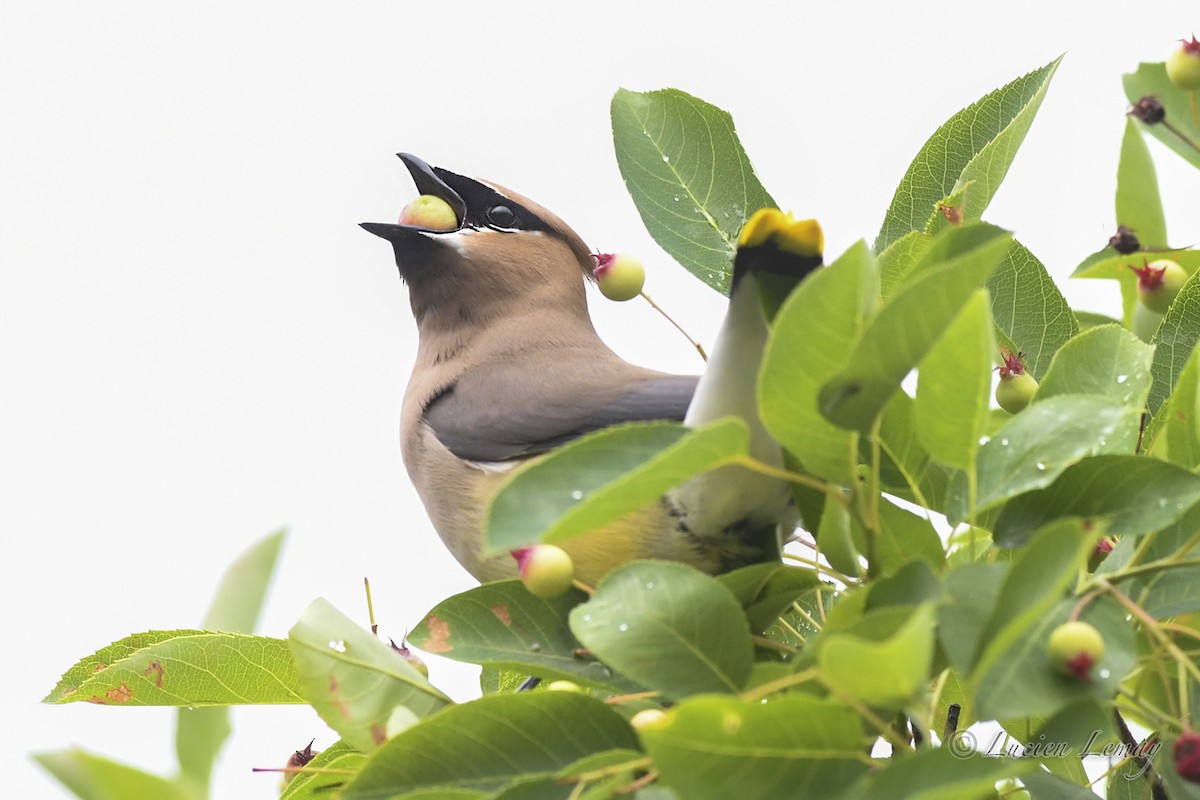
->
[[545, 680, 583, 693], [995, 350, 1037, 414], [511, 544, 575, 599], [1133, 301, 1165, 342], [592, 253, 645, 301], [1132, 259, 1187, 314], [1167, 36, 1200, 91], [398, 194, 459, 231], [630, 708, 667, 731], [1048, 620, 1104, 681]]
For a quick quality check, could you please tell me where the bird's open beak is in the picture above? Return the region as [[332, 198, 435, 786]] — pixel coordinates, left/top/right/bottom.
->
[[360, 153, 468, 242]]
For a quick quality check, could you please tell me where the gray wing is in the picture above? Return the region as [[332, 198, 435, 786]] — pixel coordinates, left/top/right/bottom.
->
[[424, 365, 698, 462]]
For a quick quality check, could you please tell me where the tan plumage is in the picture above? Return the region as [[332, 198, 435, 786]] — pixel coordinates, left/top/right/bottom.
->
[[363, 155, 822, 584]]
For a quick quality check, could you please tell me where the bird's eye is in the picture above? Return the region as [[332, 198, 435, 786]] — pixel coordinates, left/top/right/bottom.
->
[[486, 205, 517, 228]]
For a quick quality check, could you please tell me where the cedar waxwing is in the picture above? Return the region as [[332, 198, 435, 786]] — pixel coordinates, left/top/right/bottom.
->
[[362, 154, 822, 583]]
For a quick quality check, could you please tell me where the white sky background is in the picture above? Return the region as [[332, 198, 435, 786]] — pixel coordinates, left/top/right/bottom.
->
[[4, 2, 1200, 797]]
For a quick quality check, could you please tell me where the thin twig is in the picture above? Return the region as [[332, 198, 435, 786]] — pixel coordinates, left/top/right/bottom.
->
[[1114, 709, 1167, 800], [639, 291, 707, 361]]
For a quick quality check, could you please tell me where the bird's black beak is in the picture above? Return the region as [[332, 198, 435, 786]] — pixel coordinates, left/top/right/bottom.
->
[[360, 153, 468, 243]]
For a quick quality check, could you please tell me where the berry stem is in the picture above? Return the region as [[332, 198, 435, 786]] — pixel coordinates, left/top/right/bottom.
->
[[364, 576, 377, 636], [602, 690, 660, 705], [740, 666, 822, 702], [781, 551, 857, 584], [1162, 116, 1200, 155], [638, 291, 708, 361], [730, 455, 853, 509], [1098, 577, 1200, 690]]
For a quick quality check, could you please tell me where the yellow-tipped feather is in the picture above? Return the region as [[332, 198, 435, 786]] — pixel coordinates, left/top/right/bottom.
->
[[737, 208, 823, 257]]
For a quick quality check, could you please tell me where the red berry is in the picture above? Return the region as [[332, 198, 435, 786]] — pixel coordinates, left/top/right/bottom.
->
[[1175, 732, 1200, 782]]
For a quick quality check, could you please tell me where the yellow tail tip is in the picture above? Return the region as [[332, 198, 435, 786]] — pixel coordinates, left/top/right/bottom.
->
[[737, 208, 823, 258]]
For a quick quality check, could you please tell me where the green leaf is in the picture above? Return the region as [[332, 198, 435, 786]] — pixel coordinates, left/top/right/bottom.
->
[[341, 693, 637, 799], [1142, 566, 1200, 617], [845, 749, 1032, 800], [916, 290, 995, 470], [409, 581, 634, 692], [1075, 310, 1122, 330], [874, 57, 1061, 252], [818, 603, 936, 710], [986, 241, 1079, 380], [816, 492, 863, 578], [281, 740, 366, 800], [44, 631, 301, 706], [870, 499, 946, 576], [878, 230, 934, 300], [992, 455, 1200, 548], [1034, 325, 1154, 408], [1124, 62, 1200, 171], [949, 395, 1141, 520], [569, 562, 753, 700], [289, 599, 452, 752], [486, 419, 748, 554], [821, 223, 1013, 431], [1116, 116, 1167, 246], [716, 563, 821, 633], [611, 88, 776, 294], [640, 695, 868, 800], [875, 391, 956, 512], [178, 530, 286, 794], [760, 241, 874, 482], [200, 529, 285, 633], [34, 748, 194, 800], [1150, 269, 1200, 415], [938, 563, 1009, 676], [1157, 343, 1200, 467], [1024, 769, 1114, 799]]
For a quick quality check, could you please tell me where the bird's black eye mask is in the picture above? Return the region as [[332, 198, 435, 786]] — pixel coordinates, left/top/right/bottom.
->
[[430, 164, 549, 234]]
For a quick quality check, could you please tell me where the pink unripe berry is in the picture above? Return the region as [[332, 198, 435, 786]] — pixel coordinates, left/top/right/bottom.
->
[[592, 253, 646, 301], [398, 195, 459, 231], [511, 544, 575, 599], [1167, 36, 1200, 91]]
